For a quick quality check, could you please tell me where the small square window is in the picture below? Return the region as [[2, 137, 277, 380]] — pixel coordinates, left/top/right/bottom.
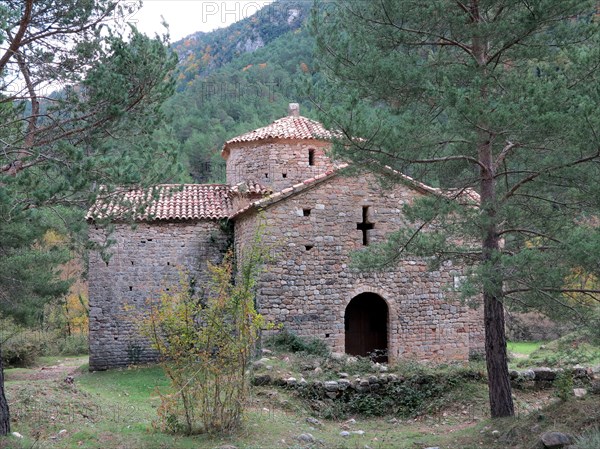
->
[[303, 208, 311, 217]]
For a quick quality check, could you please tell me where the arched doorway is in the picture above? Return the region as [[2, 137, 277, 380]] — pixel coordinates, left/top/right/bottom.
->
[[344, 293, 388, 362]]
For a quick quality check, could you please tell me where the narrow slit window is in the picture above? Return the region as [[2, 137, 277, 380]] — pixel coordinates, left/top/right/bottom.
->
[[303, 208, 311, 217], [129, 286, 133, 291], [308, 149, 315, 166], [265, 173, 269, 179]]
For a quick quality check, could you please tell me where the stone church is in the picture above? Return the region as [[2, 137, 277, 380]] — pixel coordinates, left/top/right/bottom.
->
[[87, 104, 484, 371]]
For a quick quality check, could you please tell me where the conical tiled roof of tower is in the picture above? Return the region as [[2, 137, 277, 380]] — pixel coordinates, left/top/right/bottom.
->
[[222, 103, 333, 157]]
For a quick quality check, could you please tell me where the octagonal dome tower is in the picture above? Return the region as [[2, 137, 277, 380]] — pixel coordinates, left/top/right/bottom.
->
[[222, 104, 334, 192]]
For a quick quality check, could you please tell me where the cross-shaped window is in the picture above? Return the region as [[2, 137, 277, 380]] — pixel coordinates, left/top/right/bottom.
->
[[357, 206, 374, 246]]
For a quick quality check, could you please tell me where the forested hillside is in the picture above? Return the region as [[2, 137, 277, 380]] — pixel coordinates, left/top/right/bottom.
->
[[164, 0, 318, 182]]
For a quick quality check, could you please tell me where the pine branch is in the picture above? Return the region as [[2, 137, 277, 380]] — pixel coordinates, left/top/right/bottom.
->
[[502, 149, 600, 202], [493, 141, 520, 171], [0, 0, 33, 73], [504, 287, 600, 296], [497, 228, 562, 243]]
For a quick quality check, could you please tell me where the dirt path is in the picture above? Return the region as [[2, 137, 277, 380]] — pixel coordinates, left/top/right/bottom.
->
[[5, 356, 88, 382]]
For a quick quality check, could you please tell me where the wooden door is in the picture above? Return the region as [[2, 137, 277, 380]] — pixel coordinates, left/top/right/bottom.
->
[[345, 293, 388, 362]]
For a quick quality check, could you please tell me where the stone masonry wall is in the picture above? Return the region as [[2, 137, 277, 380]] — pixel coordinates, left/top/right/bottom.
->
[[226, 140, 332, 192], [88, 220, 229, 370], [235, 174, 484, 363]]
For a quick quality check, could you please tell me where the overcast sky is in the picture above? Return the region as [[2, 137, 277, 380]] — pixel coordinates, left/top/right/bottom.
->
[[128, 1, 275, 41]]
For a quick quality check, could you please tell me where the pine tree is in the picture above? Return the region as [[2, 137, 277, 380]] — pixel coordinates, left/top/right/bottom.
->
[[0, 0, 181, 434], [312, 0, 600, 418]]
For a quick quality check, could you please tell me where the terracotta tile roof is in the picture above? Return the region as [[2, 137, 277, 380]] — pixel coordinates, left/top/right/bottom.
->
[[230, 180, 273, 196], [222, 115, 333, 156], [86, 184, 233, 222]]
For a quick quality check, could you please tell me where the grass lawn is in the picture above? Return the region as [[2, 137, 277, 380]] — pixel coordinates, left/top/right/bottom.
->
[[507, 341, 546, 356]]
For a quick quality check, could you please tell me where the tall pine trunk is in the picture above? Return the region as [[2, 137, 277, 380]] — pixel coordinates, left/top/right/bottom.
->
[[471, 0, 515, 418], [479, 138, 515, 418], [483, 290, 514, 417], [0, 347, 10, 435]]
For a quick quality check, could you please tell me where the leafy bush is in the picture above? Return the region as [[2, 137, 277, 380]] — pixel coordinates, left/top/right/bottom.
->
[[1, 331, 88, 367], [48, 334, 89, 356], [141, 243, 267, 435], [2, 331, 43, 367], [265, 329, 329, 357], [554, 371, 574, 401], [0, 313, 89, 366], [0, 316, 42, 367]]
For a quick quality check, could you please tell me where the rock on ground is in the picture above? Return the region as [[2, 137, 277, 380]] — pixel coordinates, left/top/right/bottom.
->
[[573, 388, 587, 398], [297, 433, 315, 443], [306, 417, 323, 427], [539, 431, 574, 449]]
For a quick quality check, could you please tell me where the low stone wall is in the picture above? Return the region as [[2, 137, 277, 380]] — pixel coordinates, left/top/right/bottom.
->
[[254, 372, 409, 397], [509, 366, 597, 389], [251, 365, 599, 401]]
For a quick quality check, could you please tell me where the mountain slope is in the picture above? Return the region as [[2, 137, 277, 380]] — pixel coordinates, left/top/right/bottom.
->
[[171, 0, 312, 87], [164, 1, 318, 183]]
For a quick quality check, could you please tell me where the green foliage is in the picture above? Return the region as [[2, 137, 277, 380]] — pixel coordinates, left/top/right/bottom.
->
[[265, 329, 330, 357], [554, 371, 574, 402], [0, 1, 183, 327], [0, 312, 88, 367], [0, 328, 42, 368], [581, 307, 600, 346], [0, 208, 74, 325], [141, 239, 268, 435], [43, 333, 89, 357]]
